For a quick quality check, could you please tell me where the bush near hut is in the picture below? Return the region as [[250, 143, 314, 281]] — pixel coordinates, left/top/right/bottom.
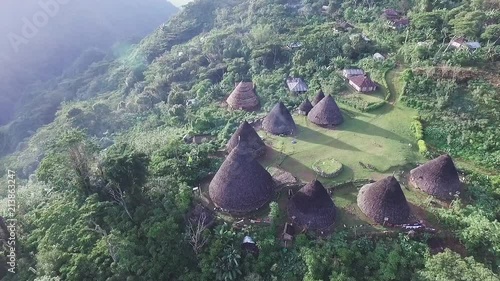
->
[[312, 158, 343, 178], [418, 140, 428, 155], [411, 117, 424, 140]]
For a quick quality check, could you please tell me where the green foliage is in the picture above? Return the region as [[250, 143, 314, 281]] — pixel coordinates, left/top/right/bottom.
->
[[101, 143, 149, 190], [436, 172, 500, 268], [300, 232, 429, 281], [411, 117, 424, 140], [418, 140, 428, 154], [403, 75, 500, 169], [3, 0, 500, 280], [150, 140, 217, 185], [417, 249, 499, 281], [268, 201, 280, 226]]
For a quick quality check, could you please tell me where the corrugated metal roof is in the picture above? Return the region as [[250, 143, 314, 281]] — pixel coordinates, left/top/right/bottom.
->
[[343, 69, 365, 77], [287, 78, 308, 92]]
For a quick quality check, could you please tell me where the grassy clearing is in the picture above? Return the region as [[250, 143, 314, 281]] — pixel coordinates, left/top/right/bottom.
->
[[337, 87, 387, 111], [260, 100, 424, 185]]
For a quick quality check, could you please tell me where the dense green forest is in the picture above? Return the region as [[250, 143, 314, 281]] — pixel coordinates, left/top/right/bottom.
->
[[0, 0, 499, 280]]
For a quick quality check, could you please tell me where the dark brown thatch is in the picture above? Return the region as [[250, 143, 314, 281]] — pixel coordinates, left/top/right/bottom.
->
[[226, 121, 266, 158], [410, 154, 461, 200], [262, 102, 296, 135], [209, 145, 274, 214], [357, 176, 410, 224], [312, 90, 325, 106], [298, 98, 313, 115], [227, 82, 259, 111], [307, 95, 344, 126], [288, 180, 336, 230]]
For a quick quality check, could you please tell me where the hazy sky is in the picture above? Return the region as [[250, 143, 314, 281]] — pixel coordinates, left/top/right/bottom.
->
[[170, 0, 193, 7]]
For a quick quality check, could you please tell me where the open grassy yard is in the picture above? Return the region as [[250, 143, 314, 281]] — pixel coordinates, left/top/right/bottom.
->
[[259, 100, 424, 185]]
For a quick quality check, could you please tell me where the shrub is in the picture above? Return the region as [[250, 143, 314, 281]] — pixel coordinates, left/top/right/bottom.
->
[[411, 117, 424, 140], [418, 140, 428, 154]]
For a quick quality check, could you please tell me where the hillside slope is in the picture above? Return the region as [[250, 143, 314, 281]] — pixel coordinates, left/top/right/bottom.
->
[[0, 0, 498, 280], [0, 0, 178, 126]]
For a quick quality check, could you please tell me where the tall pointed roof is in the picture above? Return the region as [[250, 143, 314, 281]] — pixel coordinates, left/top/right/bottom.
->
[[288, 180, 336, 230], [209, 145, 274, 214], [357, 176, 410, 224], [226, 82, 259, 111], [312, 90, 325, 106], [298, 98, 313, 115], [262, 102, 296, 135], [226, 121, 266, 158], [307, 95, 344, 126], [410, 154, 461, 200]]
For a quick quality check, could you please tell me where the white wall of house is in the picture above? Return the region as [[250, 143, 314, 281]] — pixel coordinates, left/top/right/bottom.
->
[[349, 80, 361, 91]]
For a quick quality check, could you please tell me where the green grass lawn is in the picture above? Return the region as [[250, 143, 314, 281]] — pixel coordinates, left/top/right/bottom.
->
[[260, 100, 424, 185], [336, 86, 387, 111]]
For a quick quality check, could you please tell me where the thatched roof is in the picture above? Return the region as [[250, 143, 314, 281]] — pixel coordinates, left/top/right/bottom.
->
[[357, 176, 410, 224], [227, 82, 259, 111], [298, 98, 313, 115], [307, 95, 344, 126], [209, 145, 274, 214], [227, 121, 266, 158], [288, 180, 336, 230], [410, 154, 461, 200], [262, 102, 296, 135], [312, 90, 325, 106]]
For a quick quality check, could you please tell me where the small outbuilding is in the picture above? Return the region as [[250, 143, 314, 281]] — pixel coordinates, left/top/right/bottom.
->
[[449, 37, 481, 51], [373, 53, 386, 60], [287, 77, 309, 94], [298, 98, 313, 115], [348, 74, 377, 92], [282, 222, 295, 244], [342, 68, 365, 78], [409, 154, 461, 200], [312, 90, 325, 106], [357, 176, 410, 225]]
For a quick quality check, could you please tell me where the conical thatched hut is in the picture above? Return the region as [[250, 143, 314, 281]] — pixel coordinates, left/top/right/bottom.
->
[[227, 82, 259, 111], [312, 90, 325, 106], [209, 145, 274, 214], [288, 180, 336, 230], [357, 176, 410, 225], [262, 102, 296, 135], [227, 121, 266, 158], [307, 95, 344, 126], [409, 155, 461, 200], [298, 98, 313, 115]]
